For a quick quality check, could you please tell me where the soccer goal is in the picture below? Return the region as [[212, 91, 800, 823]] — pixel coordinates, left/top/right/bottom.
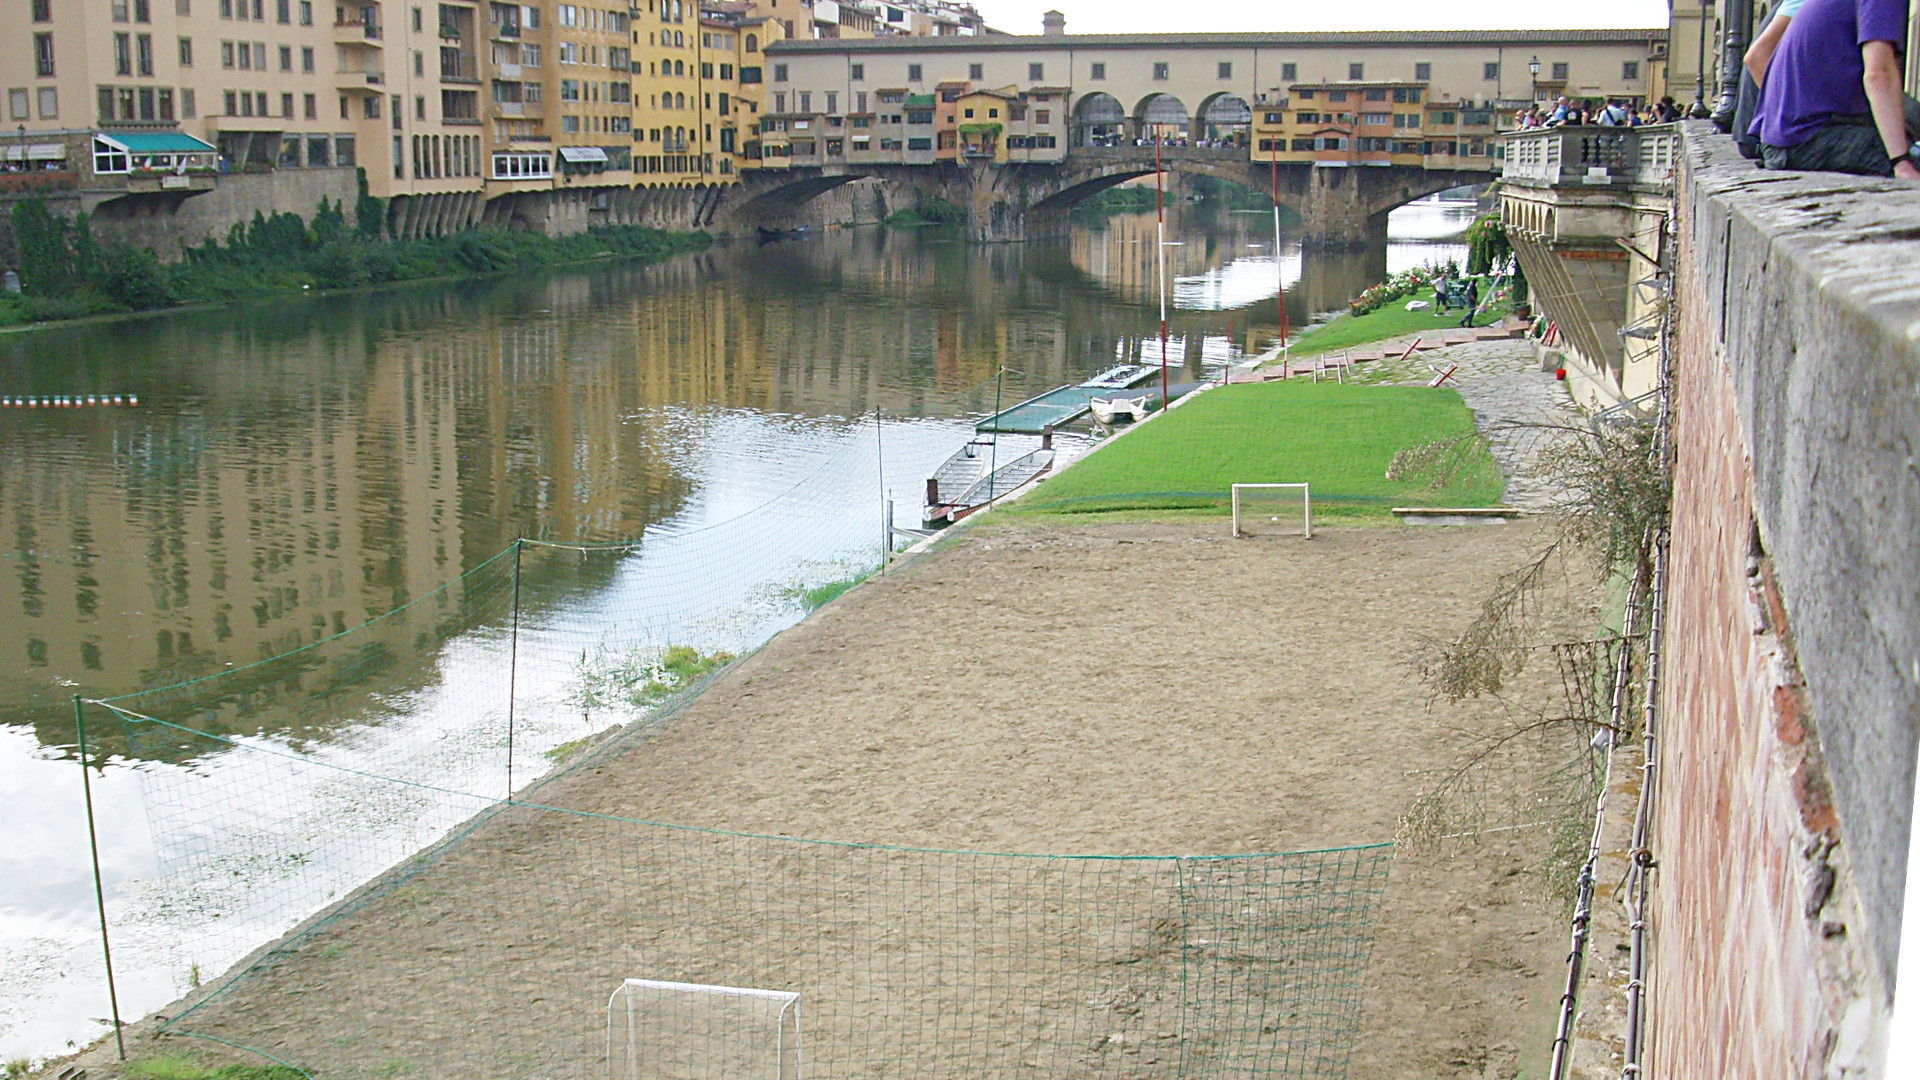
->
[[1232, 483, 1313, 538], [608, 979, 803, 1080]]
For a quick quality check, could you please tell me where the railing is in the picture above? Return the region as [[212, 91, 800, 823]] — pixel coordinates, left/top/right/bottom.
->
[[1500, 124, 1678, 188], [334, 19, 382, 40]]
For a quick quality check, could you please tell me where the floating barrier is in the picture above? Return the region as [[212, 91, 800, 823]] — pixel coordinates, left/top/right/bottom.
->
[[0, 394, 139, 408]]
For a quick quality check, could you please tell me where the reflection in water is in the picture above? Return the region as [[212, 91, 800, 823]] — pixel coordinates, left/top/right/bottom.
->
[[0, 205, 1464, 1061]]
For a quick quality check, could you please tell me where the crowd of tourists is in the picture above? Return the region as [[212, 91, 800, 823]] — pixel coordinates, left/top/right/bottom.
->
[[1512, 96, 1691, 130]]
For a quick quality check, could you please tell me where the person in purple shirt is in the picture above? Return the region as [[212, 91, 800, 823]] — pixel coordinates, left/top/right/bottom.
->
[[1750, 0, 1919, 178]]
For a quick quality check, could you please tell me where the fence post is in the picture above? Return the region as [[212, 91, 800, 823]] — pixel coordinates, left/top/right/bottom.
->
[[506, 539, 523, 803], [74, 695, 127, 1060]]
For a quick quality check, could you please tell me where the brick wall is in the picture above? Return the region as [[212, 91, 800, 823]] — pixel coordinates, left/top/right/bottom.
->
[[1647, 125, 1914, 1079]]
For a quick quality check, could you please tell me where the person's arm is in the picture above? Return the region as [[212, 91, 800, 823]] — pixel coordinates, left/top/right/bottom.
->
[[1862, 40, 1920, 178], [1745, 14, 1793, 86]]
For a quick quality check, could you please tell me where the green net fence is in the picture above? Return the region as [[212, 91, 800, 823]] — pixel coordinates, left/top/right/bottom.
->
[[75, 434, 1396, 1080]]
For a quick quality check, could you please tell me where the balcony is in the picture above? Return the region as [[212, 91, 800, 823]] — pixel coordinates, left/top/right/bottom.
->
[[124, 170, 218, 194], [492, 100, 543, 118], [1499, 125, 1677, 188], [334, 19, 383, 44]]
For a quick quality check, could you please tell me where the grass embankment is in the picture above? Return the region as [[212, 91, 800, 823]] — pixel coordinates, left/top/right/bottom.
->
[[1282, 288, 1498, 360], [1009, 380, 1504, 520]]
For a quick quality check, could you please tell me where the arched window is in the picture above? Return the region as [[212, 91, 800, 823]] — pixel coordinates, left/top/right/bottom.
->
[[673, 30, 683, 47], [676, 92, 685, 108], [674, 59, 684, 76], [745, 33, 757, 52]]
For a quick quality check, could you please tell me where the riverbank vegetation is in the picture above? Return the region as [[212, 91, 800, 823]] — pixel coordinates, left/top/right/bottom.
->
[[1, 191, 707, 327], [1009, 381, 1503, 519], [883, 196, 967, 228]]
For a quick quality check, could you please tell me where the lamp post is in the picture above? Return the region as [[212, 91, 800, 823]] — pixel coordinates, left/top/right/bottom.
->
[[1529, 56, 1540, 109], [16, 124, 25, 173]]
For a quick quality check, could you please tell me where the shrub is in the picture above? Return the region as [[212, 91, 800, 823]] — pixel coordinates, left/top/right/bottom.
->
[[96, 242, 178, 310]]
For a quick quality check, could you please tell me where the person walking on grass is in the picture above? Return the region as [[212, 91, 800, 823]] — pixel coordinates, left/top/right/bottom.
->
[[1458, 278, 1480, 328]]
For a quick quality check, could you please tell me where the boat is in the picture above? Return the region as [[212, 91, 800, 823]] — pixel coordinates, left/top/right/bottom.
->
[[757, 225, 810, 241], [1089, 395, 1150, 425], [924, 443, 1055, 527]]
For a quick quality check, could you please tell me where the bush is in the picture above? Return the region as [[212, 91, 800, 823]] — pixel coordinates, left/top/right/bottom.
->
[[96, 242, 178, 310]]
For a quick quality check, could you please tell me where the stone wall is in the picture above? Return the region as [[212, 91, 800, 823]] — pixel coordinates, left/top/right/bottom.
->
[[1652, 124, 1917, 1076], [85, 168, 360, 260]]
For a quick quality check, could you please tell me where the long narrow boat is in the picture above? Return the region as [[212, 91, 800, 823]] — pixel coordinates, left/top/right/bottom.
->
[[924, 445, 1055, 527]]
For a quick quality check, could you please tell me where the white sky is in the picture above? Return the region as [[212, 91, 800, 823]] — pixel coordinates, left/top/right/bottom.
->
[[973, 1, 1670, 34]]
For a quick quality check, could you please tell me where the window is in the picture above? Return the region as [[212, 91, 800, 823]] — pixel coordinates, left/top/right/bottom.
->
[[824, 91, 835, 113], [93, 136, 131, 173], [135, 0, 150, 20], [968, 62, 982, 80], [412, 5, 422, 30], [1361, 112, 1389, 125], [1035, 108, 1049, 124], [1152, 61, 1169, 80], [300, 0, 310, 20], [1348, 63, 1364, 80], [275, 0, 288, 20], [1327, 90, 1346, 102], [182, 87, 195, 116], [280, 91, 292, 116], [773, 62, 787, 81], [1552, 61, 1569, 81], [302, 45, 313, 71], [1435, 110, 1455, 124], [31, 0, 50, 19], [1365, 88, 1386, 101], [1090, 61, 1106, 80], [279, 44, 291, 70], [797, 90, 810, 112], [521, 43, 539, 66], [745, 33, 756, 51], [6, 88, 26, 120], [907, 63, 922, 81], [1217, 61, 1232, 79], [179, 36, 193, 65], [136, 34, 153, 76], [1280, 62, 1296, 81], [1029, 62, 1044, 81], [114, 34, 133, 76], [415, 94, 424, 118], [850, 62, 864, 81], [1484, 62, 1501, 80], [1414, 61, 1430, 81], [1623, 61, 1640, 80], [112, 0, 130, 21]]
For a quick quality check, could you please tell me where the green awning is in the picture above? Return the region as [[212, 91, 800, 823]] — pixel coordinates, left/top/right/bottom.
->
[[97, 132, 217, 153]]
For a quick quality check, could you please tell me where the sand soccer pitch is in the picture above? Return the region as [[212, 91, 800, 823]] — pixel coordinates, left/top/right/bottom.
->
[[145, 517, 1585, 1080]]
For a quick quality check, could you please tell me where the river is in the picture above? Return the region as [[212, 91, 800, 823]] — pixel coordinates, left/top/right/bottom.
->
[[0, 195, 1476, 1063]]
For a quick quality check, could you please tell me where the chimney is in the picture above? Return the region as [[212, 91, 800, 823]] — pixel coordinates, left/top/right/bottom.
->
[[1041, 9, 1065, 35]]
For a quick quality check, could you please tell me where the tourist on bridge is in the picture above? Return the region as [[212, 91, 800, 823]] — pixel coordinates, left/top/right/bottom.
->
[[1749, 0, 1919, 178]]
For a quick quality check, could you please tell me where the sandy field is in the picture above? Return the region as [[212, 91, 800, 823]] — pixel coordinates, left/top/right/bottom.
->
[[138, 518, 1585, 1080]]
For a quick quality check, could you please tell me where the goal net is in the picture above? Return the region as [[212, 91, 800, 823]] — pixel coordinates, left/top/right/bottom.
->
[[609, 979, 803, 1080], [1232, 483, 1313, 538]]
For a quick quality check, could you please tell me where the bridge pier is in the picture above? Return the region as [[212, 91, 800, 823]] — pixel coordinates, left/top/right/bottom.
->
[[1297, 167, 1391, 251]]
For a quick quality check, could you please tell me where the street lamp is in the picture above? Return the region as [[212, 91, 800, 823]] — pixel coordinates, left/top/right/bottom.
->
[[1529, 56, 1541, 105]]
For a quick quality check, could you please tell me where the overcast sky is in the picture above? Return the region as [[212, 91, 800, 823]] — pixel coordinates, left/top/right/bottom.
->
[[973, 1, 1670, 34]]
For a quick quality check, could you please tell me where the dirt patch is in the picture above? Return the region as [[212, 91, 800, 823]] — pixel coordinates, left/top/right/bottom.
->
[[144, 518, 1583, 1080]]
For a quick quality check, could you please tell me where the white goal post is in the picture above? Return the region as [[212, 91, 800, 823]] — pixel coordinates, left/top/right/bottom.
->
[[1232, 483, 1312, 539], [608, 978, 803, 1080]]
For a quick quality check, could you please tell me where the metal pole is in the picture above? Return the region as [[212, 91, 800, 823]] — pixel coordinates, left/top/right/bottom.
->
[[505, 540, 522, 802], [74, 695, 127, 1061], [874, 408, 887, 569], [1711, 0, 1752, 129], [1156, 133, 1169, 410], [987, 367, 1003, 504], [1270, 153, 1288, 348]]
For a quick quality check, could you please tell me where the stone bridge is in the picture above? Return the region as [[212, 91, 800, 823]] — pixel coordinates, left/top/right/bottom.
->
[[712, 147, 1493, 247]]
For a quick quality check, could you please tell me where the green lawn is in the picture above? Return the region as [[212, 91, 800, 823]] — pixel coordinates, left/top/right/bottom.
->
[[1280, 288, 1490, 360], [1011, 380, 1505, 519]]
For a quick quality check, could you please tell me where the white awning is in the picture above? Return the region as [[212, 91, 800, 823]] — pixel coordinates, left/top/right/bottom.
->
[[2, 144, 67, 162], [558, 146, 608, 163]]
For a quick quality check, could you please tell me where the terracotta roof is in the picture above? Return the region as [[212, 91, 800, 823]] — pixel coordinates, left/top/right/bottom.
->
[[769, 28, 1667, 54]]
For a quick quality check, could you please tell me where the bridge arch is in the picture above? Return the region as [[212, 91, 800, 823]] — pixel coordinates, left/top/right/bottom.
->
[[1193, 93, 1253, 147], [1133, 93, 1190, 141], [1072, 92, 1127, 148]]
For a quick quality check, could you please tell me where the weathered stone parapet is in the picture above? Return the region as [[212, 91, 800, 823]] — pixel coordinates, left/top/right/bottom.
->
[[1652, 122, 1918, 1078]]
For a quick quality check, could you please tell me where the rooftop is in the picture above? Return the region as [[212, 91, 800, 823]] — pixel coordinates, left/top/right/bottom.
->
[[769, 27, 1668, 53]]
